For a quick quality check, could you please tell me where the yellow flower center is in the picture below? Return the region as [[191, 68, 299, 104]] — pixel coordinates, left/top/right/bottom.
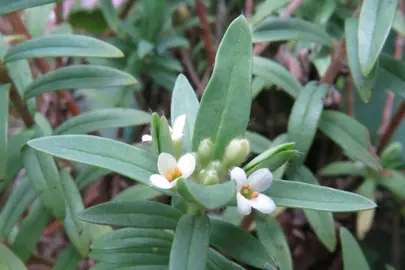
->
[[240, 184, 259, 199], [165, 167, 182, 182]]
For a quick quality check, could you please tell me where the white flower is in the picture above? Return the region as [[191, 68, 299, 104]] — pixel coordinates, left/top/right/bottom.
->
[[150, 152, 196, 189], [230, 167, 276, 215], [142, 114, 186, 142]]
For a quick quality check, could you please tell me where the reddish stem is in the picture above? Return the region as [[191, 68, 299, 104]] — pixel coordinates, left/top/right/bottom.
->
[[245, 0, 254, 17], [196, 0, 215, 69]]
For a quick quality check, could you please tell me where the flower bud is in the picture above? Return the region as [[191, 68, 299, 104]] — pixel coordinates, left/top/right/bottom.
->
[[223, 139, 250, 168], [202, 169, 219, 186], [197, 139, 213, 167]]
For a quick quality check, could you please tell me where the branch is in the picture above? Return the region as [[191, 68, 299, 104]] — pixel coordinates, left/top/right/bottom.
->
[[245, 0, 254, 17], [9, 84, 35, 127], [180, 48, 203, 92], [196, 0, 215, 69], [55, 1, 64, 24], [320, 37, 346, 84], [377, 101, 405, 154]]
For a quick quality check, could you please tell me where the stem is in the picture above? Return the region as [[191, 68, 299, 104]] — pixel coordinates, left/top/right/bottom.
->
[[180, 48, 203, 92], [245, 0, 254, 17], [320, 38, 346, 84], [187, 203, 202, 215], [240, 211, 254, 230], [9, 84, 35, 127], [196, 0, 215, 69], [55, 2, 64, 24]]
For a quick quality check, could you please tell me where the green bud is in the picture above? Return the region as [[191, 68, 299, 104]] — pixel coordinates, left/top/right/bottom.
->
[[223, 139, 250, 168], [207, 160, 222, 171], [197, 139, 213, 167], [202, 169, 219, 185], [381, 142, 402, 160]]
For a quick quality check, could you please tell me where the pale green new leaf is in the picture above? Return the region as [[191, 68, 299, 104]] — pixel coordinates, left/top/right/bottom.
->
[[356, 179, 376, 240]]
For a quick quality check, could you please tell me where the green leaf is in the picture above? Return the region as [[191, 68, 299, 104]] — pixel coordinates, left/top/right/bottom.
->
[[90, 263, 168, 270], [53, 245, 82, 270], [0, 84, 9, 179], [256, 214, 292, 270], [253, 56, 302, 99], [151, 113, 161, 154], [318, 110, 380, 170], [358, 0, 397, 75], [0, 243, 26, 270], [289, 166, 337, 252], [264, 180, 377, 212], [345, 18, 377, 102], [158, 116, 174, 154], [246, 131, 272, 154], [27, 135, 157, 185], [6, 60, 35, 111], [157, 36, 189, 52], [60, 170, 90, 256], [393, 10, 405, 36], [379, 170, 405, 199], [113, 184, 163, 202], [23, 3, 54, 38], [4, 35, 123, 62], [0, 177, 36, 240], [356, 178, 376, 240], [55, 108, 151, 135], [24, 65, 137, 99], [177, 178, 236, 210], [76, 166, 111, 190], [171, 74, 199, 152], [169, 214, 210, 270], [251, 0, 290, 26], [22, 146, 65, 219], [77, 201, 182, 229], [378, 53, 405, 98], [321, 161, 367, 176], [138, 0, 166, 42], [287, 81, 328, 167], [340, 227, 371, 270], [100, 0, 121, 33], [12, 199, 50, 262], [207, 248, 245, 270], [193, 16, 252, 158], [252, 17, 332, 46], [0, 0, 61, 15], [209, 218, 277, 269]]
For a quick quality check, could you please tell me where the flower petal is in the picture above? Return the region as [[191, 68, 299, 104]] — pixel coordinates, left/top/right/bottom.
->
[[248, 168, 273, 192], [236, 193, 252, 215], [172, 114, 186, 138], [177, 153, 196, 178], [157, 153, 177, 176], [249, 193, 276, 214], [150, 174, 172, 189], [141, 134, 152, 142], [230, 167, 247, 190]]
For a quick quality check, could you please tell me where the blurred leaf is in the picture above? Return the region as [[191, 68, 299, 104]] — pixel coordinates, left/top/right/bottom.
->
[[55, 108, 151, 135], [358, 0, 397, 75], [253, 56, 302, 98], [100, 0, 120, 33], [22, 146, 65, 219], [288, 81, 328, 167], [53, 245, 82, 270], [68, 8, 108, 35], [171, 74, 199, 152], [138, 0, 166, 42], [252, 17, 332, 46], [113, 184, 163, 202], [0, 243, 26, 270], [4, 35, 123, 62], [151, 113, 161, 154], [170, 214, 210, 270], [157, 36, 189, 53], [23, 3, 54, 37], [193, 16, 252, 158], [24, 65, 137, 99], [289, 166, 337, 252], [321, 161, 367, 176], [264, 180, 376, 212], [356, 178, 376, 240], [345, 18, 377, 102], [76, 166, 110, 190], [28, 135, 157, 185], [6, 60, 35, 111], [177, 178, 236, 210], [392, 10, 405, 36], [0, 84, 9, 179], [207, 248, 245, 270], [0, 177, 36, 240], [158, 116, 174, 154], [379, 170, 405, 199], [340, 227, 371, 270], [251, 0, 290, 26], [209, 218, 277, 269], [319, 110, 380, 170], [378, 53, 405, 98], [246, 131, 272, 154], [252, 76, 272, 99], [77, 201, 182, 229], [256, 214, 292, 270], [0, 0, 61, 15], [314, 0, 337, 26]]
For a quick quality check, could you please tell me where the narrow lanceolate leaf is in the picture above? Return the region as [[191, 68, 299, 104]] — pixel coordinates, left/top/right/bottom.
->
[[251, 0, 290, 26], [207, 248, 245, 270], [0, 0, 62, 15], [77, 201, 182, 229], [252, 17, 332, 46], [113, 184, 163, 202], [22, 146, 66, 220], [170, 215, 210, 270], [289, 167, 337, 252], [193, 16, 252, 158], [319, 110, 380, 170], [176, 178, 236, 210], [246, 131, 272, 154], [358, 0, 397, 75], [0, 84, 9, 179], [158, 116, 174, 154], [53, 245, 82, 270], [171, 74, 199, 152], [209, 219, 277, 269], [320, 161, 367, 177], [345, 18, 377, 102], [24, 65, 137, 99], [55, 108, 151, 135], [378, 53, 405, 98], [76, 166, 110, 190], [0, 178, 36, 239], [379, 170, 405, 199], [287, 81, 328, 167], [0, 243, 26, 270], [100, 0, 120, 33], [27, 135, 157, 185], [356, 179, 376, 240], [253, 56, 302, 98], [256, 214, 292, 270], [264, 180, 376, 212], [340, 227, 371, 270], [4, 34, 123, 62]]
